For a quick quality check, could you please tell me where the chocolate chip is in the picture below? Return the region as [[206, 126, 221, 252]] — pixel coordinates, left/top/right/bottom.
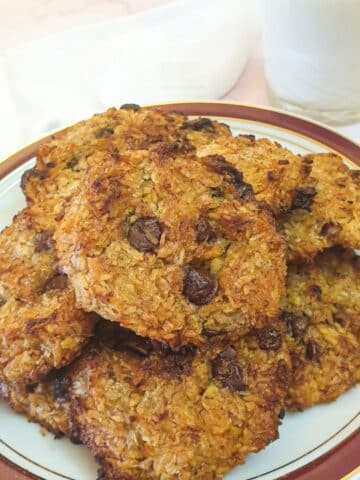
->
[[238, 133, 255, 141], [0, 296, 6, 307], [205, 154, 242, 183], [292, 187, 317, 211], [309, 285, 322, 298], [95, 127, 114, 138], [20, 168, 45, 193], [278, 159, 289, 165], [69, 433, 82, 445], [211, 347, 246, 392], [66, 157, 79, 169], [53, 372, 70, 400], [183, 265, 218, 305], [54, 209, 65, 222], [257, 327, 282, 351], [41, 271, 68, 293], [278, 407, 286, 419], [305, 340, 322, 361], [204, 154, 254, 200], [282, 311, 309, 338], [46, 162, 55, 168], [182, 117, 214, 131], [120, 103, 140, 111], [127, 217, 162, 253], [196, 217, 215, 243], [34, 231, 53, 253], [151, 140, 195, 159], [320, 222, 342, 237]]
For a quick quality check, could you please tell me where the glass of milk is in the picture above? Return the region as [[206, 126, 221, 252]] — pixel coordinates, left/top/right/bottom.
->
[[262, 0, 360, 125]]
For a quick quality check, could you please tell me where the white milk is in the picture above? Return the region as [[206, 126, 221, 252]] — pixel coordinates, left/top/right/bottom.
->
[[262, 0, 360, 124]]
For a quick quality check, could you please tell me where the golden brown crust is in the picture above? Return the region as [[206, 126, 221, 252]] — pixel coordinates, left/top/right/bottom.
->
[[283, 248, 360, 337], [197, 135, 309, 214], [285, 321, 360, 410], [55, 146, 286, 346], [0, 207, 95, 385], [69, 322, 290, 480], [280, 153, 360, 262], [0, 208, 55, 302], [282, 248, 360, 409], [0, 291, 94, 384], [22, 107, 230, 208]]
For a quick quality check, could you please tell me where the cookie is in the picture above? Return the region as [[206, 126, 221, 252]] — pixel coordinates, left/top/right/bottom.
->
[[0, 367, 72, 438], [284, 248, 360, 337], [0, 207, 55, 302], [21, 106, 230, 208], [197, 134, 310, 214], [284, 320, 360, 410], [280, 153, 360, 262], [69, 321, 290, 480], [55, 144, 286, 346], [282, 248, 360, 409], [0, 207, 95, 385]]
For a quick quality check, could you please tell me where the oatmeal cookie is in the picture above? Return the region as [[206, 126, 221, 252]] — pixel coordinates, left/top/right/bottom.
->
[[69, 321, 290, 480], [22, 106, 230, 208], [282, 248, 360, 409], [197, 134, 310, 214], [0, 207, 56, 302], [284, 320, 360, 410], [55, 145, 286, 346], [0, 207, 95, 385], [0, 367, 72, 437], [284, 248, 360, 337], [280, 153, 360, 262]]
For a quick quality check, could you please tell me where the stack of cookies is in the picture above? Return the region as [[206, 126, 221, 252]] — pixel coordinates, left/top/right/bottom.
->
[[0, 105, 359, 480]]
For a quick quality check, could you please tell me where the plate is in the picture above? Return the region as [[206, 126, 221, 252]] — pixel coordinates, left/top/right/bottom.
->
[[0, 102, 359, 480]]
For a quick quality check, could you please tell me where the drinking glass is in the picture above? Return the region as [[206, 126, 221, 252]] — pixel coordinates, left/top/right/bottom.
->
[[262, 0, 360, 125]]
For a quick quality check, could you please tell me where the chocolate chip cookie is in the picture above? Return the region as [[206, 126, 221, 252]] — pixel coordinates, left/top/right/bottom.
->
[[280, 153, 360, 262], [0, 207, 95, 385], [69, 321, 290, 480], [0, 367, 72, 438], [282, 248, 360, 409], [55, 144, 286, 346]]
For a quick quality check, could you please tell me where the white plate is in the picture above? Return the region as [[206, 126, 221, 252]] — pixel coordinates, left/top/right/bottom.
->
[[0, 103, 359, 480]]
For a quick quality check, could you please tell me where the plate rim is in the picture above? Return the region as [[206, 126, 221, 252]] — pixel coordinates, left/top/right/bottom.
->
[[0, 101, 359, 480]]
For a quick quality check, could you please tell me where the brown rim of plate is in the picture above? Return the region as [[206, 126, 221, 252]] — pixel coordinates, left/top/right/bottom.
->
[[0, 102, 359, 480]]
